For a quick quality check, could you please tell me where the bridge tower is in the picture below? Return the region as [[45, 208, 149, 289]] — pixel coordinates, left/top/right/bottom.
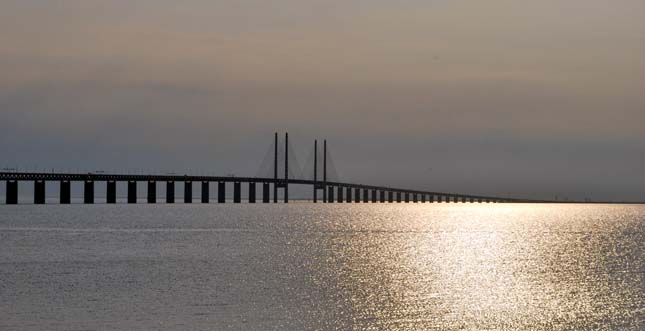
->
[[284, 132, 288, 203], [313, 140, 318, 202], [323, 140, 327, 202], [273, 132, 290, 203], [273, 132, 278, 203], [312, 139, 327, 203]]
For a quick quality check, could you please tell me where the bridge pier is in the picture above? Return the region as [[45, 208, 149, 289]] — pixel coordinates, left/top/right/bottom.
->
[[413, 193, 418, 203], [396, 192, 402, 203], [328, 186, 335, 202], [34, 180, 45, 204], [363, 189, 369, 203], [354, 187, 360, 203], [337, 186, 344, 203], [421, 194, 425, 203], [284, 183, 289, 203], [263, 182, 270, 203], [379, 190, 385, 203], [218, 182, 226, 203], [234, 182, 241, 203], [461, 196, 466, 203], [388, 191, 393, 203], [147, 181, 156, 203], [59, 180, 72, 205], [6, 180, 18, 204], [202, 181, 209, 203], [322, 185, 327, 203], [404, 192, 410, 203], [371, 189, 378, 203], [166, 181, 175, 203], [184, 181, 192, 203], [128, 181, 137, 203], [346, 187, 352, 203], [60, 180, 71, 204], [248, 182, 256, 203], [107, 181, 116, 204], [84, 180, 94, 204]]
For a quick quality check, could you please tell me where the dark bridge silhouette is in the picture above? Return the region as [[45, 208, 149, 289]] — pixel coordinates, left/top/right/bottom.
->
[[1, 133, 547, 205]]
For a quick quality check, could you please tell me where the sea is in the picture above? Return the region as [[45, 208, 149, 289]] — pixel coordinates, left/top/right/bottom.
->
[[0, 203, 643, 330]]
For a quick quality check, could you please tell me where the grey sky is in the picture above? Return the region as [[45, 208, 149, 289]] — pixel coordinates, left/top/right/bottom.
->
[[1, 0, 644, 201]]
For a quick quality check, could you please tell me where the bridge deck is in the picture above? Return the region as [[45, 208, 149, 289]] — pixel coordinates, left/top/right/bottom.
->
[[0, 172, 546, 203]]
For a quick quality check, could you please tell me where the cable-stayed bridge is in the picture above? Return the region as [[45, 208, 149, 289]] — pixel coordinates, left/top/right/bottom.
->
[[1, 133, 548, 204]]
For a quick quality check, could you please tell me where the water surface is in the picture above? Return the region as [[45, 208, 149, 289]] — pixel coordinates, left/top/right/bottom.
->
[[0, 204, 643, 330]]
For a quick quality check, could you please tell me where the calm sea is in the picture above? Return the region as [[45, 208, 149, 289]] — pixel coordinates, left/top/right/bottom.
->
[[0, 203, 643, 330]]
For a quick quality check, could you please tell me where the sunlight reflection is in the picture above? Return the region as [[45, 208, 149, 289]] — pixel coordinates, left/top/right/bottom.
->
[[315, 204, 639, 330]]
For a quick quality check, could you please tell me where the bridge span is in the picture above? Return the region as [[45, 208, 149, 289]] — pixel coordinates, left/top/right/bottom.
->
[[0, 171, 542, 205], [1, 133, 547, 205]]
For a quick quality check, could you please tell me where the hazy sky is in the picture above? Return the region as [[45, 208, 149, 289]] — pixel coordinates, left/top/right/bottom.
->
[[1, 0, 644, 201]]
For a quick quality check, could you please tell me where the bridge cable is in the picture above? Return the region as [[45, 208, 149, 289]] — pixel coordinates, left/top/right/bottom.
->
[[326, 147, 342, 182], [300, 146, 316, 181], [254, 139, 276, 179], [287, 138, 304, 180]]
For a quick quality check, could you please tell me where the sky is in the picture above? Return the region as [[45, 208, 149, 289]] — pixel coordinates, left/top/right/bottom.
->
[[1, 0, 644, 201]]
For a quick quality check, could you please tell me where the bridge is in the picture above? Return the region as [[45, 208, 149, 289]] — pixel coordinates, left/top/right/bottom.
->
[[1, 133, 546, 205]]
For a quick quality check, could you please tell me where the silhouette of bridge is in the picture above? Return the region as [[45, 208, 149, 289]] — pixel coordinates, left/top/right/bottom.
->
[[1, 133, 547, 205]]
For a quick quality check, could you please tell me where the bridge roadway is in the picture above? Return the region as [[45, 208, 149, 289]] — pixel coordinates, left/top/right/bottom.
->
[[1, 171, 543, 204]]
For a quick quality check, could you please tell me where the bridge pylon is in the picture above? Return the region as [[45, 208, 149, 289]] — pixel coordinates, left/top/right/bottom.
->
[[273, 132, 290, 203], [312, 139, 327, 203]]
